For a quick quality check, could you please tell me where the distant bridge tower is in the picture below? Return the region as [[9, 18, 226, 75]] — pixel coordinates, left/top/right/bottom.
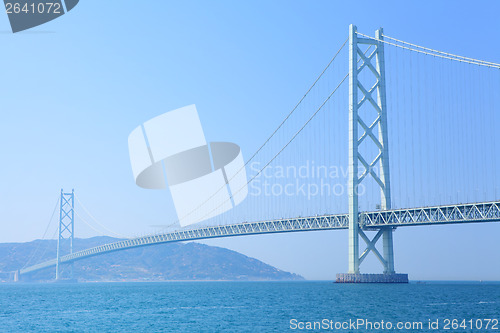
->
[[56, 189, 75, 280], [337, 25, 407, 283]]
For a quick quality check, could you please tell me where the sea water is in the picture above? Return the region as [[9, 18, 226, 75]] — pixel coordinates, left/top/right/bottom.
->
[[0, 281, 498, 332]]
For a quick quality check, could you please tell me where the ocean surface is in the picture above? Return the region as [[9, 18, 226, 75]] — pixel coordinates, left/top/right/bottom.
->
[[0, 281, 499, 332]]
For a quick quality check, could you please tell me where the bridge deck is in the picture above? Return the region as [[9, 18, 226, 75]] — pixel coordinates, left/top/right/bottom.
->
[[20, 200, 500, 275]]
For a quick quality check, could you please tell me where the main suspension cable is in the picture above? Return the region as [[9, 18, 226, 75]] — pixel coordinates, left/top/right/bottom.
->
[[75, 194, 128, 238], [382, 33, 500, 67], [357, 32, 500, 69], [22, 197, 60, 269], [177, 37, 349, 224], [193, 74, 349, 224]]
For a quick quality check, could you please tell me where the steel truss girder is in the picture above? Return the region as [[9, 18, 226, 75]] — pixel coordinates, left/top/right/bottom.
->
[[360, 201, 500, 228], [19, 200, 500, 276]]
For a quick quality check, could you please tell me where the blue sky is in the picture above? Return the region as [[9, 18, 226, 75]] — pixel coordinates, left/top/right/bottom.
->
[[0, 0, 499, 280]]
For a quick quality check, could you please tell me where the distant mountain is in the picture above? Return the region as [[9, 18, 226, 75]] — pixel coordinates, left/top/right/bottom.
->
[[0, 237, 304, 282]]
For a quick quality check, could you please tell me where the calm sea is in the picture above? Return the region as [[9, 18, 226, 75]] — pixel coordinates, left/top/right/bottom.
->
[[0, 281, 498, 332]]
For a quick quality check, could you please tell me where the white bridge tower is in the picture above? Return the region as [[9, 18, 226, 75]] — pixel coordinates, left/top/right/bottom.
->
[[338, 25, 407, 283]]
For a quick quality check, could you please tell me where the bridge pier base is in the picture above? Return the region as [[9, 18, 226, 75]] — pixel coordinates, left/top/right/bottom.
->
[[336, 273, 408, 283]]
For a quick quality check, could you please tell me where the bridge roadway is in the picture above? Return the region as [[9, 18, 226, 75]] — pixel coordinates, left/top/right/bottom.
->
[[20, 200, 500, 275]]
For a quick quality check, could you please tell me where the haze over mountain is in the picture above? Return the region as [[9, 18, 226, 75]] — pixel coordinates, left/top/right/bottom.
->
[[0, 237, 304, 282]]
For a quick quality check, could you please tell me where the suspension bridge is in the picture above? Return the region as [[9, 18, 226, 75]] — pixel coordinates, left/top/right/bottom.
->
[[13, 25, 500, 283]]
